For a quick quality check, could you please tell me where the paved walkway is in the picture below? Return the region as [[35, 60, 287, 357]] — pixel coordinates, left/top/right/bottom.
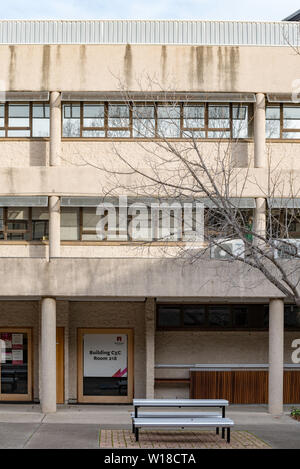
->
[[0, 404, 298, 449], [99, 429, 270, 449]]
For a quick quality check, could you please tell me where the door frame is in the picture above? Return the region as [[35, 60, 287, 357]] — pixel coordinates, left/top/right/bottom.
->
[[56, 327, 65, 404], [77, 328, 134, 403], [0, 327, 33, 401]]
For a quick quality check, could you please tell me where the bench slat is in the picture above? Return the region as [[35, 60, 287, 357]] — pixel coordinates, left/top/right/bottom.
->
[[133, 399, 228, 406], [133, 417, 234, 428], [131, 411, 221, 418]]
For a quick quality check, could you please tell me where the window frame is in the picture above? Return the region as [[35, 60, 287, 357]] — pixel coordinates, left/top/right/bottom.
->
[[266, 103, 300, 141], [0, 102, 50, 139], [61, 101, 252, 141], [0, 207, 49, 242]]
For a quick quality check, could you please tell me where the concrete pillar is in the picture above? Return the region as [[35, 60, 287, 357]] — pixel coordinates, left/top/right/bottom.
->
[[269, 298, 284, 415], [49, 196, 60, 259], [145, 298, 156, 399], [41, 298, 56, 413], [254, 93, 266, 168], [50, 91, 61, 167], [254, 197, 266, 244]]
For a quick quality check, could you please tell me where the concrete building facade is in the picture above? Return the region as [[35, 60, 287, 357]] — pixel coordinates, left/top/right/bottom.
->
[[0, 19, 300, 415]]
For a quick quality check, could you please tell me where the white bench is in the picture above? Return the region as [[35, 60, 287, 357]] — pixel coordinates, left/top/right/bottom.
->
[[133, 417, 234, 443]]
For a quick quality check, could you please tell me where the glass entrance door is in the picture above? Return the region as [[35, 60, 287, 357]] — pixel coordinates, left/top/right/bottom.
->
[[0, 328, 32, 401], [77, 328, 134, 403]]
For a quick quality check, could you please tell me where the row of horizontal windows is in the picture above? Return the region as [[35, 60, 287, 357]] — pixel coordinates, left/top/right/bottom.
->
[[2, 207, 300, 242], [0, 102, 300, 140], [157, 304, 300, 330]]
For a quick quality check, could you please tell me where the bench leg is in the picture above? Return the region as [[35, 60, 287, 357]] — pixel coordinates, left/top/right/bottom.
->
[[227, 428, 230, 444], [222, 428, 225, 439], [216, 427, 219, 435], [135, 427, 139, 442], [132, 420, 135, 434]]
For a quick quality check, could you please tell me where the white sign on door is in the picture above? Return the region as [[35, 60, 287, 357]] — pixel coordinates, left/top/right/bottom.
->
[[83, 334, 128, 378]]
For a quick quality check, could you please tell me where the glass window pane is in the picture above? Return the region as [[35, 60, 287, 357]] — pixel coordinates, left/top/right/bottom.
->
[[8, 104, 30, 127], [157, 306, 181, 327], [183, 306, 205, 326], [208, 306, 231, 326], [182, 130, 205, 138], [132, 119, 155, 137], [157, 106, 180, 119], [157, 119, 180, 138], [32, 208, 49, 220], [208, 105, 229, 119], [107, 130, 130, 137], [82, 130, 105, 137], [183, 105, 205, 119], [7, 130, 30, 137], [61, 208, 80, 240], [284, 305, 300, 328], [0, 104, 4, 127], [266, 106, 280, 119], [0, 332, 28, 395], [82, 208, 100, 231], [133, 106, 155, 119], [266, 120, 280, 138], [33, 220, 49, 240], [7, 208, 29, 220], [207, 131, 230, 138], [233, 306, 248, 327], [283, 106, 300, 119], [283, 132, 300, 139]]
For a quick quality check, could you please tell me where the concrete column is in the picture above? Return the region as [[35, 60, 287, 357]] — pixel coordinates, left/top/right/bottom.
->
[[50, 91, 61, 166], [49, 196, 60, 259], [269, 298, 284, 415], [41, 298, 56, 413], [145, 298, 156, 399], [254, 93, 266, 168], [254, 197, 266, 244]]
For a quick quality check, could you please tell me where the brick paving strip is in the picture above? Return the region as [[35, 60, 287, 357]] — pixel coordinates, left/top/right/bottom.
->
[[99, 430, 271, 449]]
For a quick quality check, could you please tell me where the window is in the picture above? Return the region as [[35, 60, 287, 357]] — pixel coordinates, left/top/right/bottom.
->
[[107, 104, 130, 137], [6, 208, 30, 240], [32, 104, 50, 137], [156, 304, 300, 330], [267, 208, 300, 239], [32, 208, 49, 240], [132, 105, 155, 138], [266, 106, 280, 138], [266, 104, 300, 139], [208, 305, 231, 327], [82, 104, 105, 137], [60, 208, 80, 240], [0, 103, 50, 138], [283, 106, 300, 139], [62, 104, 80, 137], [62, 102, 250, 140], [157, 105, 181, 138], [0, 207, 49, 241]]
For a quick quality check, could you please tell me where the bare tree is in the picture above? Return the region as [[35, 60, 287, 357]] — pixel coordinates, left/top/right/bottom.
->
[[62, 83, 300, 307]]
